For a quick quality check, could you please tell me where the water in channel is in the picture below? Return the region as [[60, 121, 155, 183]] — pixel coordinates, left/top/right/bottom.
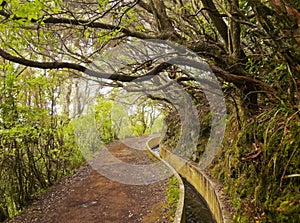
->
[[183, 178, 216, 223]]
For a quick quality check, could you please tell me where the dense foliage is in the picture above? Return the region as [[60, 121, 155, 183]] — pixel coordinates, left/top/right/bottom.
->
[[0, 65, 83, 218], [0, 0, 299, 222]]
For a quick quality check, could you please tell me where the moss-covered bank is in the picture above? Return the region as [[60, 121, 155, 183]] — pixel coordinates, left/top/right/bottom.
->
[[162, 98, 300, 222]]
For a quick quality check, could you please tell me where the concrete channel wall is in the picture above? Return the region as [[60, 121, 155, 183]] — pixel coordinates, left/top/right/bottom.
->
[[146, 136, 186, 223], [160, 145, 233, 223]]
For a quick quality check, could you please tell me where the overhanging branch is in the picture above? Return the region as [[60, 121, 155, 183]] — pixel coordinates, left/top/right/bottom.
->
[[210, 65, 278, 96], [0, 48, 172, 82], [0, 48, 278, 99]]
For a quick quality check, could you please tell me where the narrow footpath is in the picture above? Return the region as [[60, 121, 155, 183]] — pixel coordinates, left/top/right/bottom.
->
[[7, 136, 172, 223]]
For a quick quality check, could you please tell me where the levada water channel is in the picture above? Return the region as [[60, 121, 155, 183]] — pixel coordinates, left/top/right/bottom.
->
[[151, 146, 216, 223]]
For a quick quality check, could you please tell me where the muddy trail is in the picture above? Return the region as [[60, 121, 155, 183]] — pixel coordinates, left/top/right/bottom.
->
[[7, 136, 173, 223]]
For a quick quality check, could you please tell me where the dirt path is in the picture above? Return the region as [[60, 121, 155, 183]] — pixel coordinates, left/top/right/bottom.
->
[[7, 136, 172, 223]]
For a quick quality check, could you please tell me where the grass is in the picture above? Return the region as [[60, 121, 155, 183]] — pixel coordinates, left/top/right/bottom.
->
[[166, 176, 181, 219]]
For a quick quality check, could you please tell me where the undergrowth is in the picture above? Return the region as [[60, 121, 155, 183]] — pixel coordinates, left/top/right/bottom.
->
[[167, 176, 180, 220], [211, 105, 300, 222]]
